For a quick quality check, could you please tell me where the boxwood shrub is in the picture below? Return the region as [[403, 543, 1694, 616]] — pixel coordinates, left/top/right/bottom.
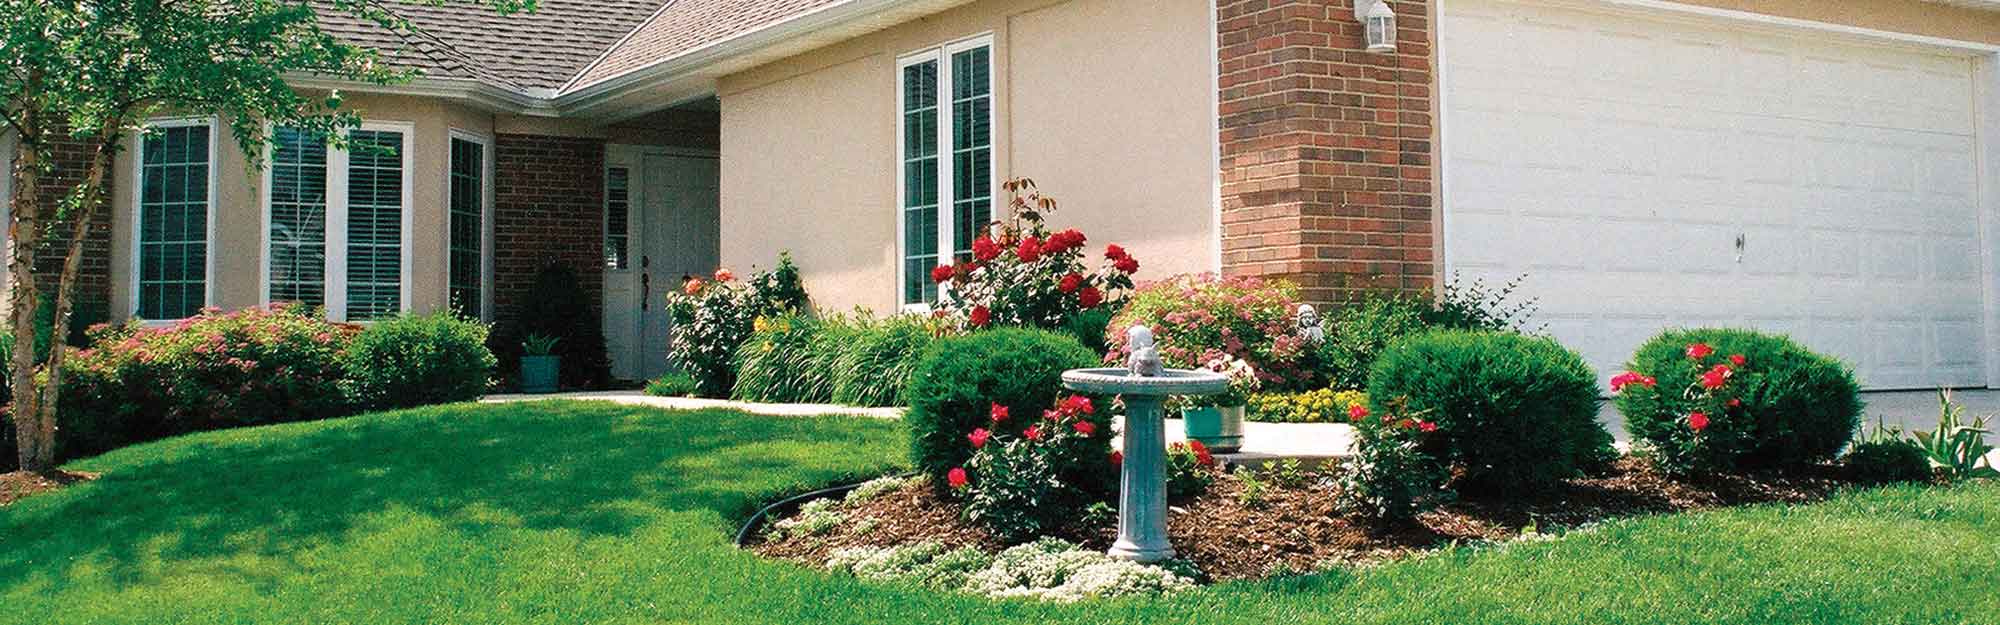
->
[[902, 328, 1099, 486], [343, 313, 496, 410], [1366, 330, 1612, 494], [1613, 328, 1861, 474]]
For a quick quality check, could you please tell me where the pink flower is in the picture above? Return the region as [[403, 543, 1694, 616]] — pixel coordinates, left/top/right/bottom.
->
[[990, 403, 1009, 423], [1686, 343, 1715, 360], [1687, 412, 1710, 432], [1348, 404, 1370, 422], [947, 467, 969, 489], [1072, 421, 1096, 436], [1417, 420, 1438, 433], [1609, 371, 1657, 392], [682, 278, 705, 295], [968, 428, 990, 449], [713, 268, 735, 282]]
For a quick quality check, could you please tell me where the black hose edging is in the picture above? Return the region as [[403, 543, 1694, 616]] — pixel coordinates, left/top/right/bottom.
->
[[734, 472, 921, 547]]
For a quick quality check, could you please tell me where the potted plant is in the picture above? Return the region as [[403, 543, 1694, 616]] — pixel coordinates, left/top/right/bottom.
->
[[1182, 357, 1259, 452], [519, 334, 561, 394]]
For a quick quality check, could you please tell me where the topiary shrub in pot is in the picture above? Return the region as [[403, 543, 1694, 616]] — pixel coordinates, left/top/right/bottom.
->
[[1366, 330, 1612, 494], [499, 263, 612, 391], [903, 328, 1103, 493], [1611, 328, 1861, 475], [344, 312, 497, 410]]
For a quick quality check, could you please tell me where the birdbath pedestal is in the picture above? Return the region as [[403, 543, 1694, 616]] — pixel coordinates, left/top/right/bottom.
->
[[1061, 367, 1228, 563]]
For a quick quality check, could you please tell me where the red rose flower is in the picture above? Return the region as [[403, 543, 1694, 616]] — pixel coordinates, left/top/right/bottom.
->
[[1348, 404, 1370, 422], [1729, 353, 1746, 367], [968, 428, 991, 449], [1113, 256, 1139, 274], [969, 305, 991, 327], [1073, 421, 1096, 436], [1686, 343, 1715, 360], [1104, 244, 1128, 261], [972, 236, 1001, 262], [1727, 398, 1742, 409], [1061, 394, 1095, 415], [1024, 425, 1044, 442], [990, 403, 1009, 423], [1699, 364, 1733, 390], [713, 268, 735, 282], [1058, 273, 1084, 294], [947, 467, 969, 489], [1016, 237, 1042, 262], [930, 264, 955, 283], [1418, 420, 1438, 433], [1188, 440, 1214, 466], [1610, 372, 1659, 392], [1077, 286, 1104, 309], [1110, 450, 1123, 467], [1043, 408, 1061, 421], [1687, 412, 1710, 432], [682, 278, 705, 295]]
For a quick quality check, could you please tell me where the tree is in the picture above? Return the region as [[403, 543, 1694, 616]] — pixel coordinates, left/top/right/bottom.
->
[[0, 0, 532, 471]]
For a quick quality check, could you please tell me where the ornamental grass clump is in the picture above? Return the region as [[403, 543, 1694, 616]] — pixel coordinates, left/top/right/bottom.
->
[[928, 178, 1139, 332], [1366, 330, 1612, 494], [1107, 274, 1310, 390], [1612, 328, 1861, 475], [731, 313, 840, 403], [830, 313, 952, 407]]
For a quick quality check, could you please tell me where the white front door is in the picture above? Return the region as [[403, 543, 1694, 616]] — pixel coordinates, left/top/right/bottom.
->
[[603, 148, 720, 382], [1441, 0, 1988, 389]]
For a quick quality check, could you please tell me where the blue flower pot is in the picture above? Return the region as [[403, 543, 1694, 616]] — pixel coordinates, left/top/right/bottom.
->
[[1181, 405, 1244, 453], [520, 355, 560, 394]]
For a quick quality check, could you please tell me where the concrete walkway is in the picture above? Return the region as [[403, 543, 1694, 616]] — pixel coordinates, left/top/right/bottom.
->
[[488, 388, 1998, 465]]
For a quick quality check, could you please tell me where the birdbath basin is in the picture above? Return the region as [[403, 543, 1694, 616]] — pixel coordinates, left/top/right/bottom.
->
[[1061, 367, 1227, 563]]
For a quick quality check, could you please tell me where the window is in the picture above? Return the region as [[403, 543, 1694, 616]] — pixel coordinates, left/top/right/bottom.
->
[[260, 123, 410, 322], [136, 120, 213, 320], [267, 126, 329, 307], [604, 166, 631, 270], [898, 37, 993, 306], [448, 134, 488, 319]]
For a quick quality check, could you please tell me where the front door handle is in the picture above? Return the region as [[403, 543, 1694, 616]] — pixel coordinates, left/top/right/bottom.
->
[[641, 272, 650, 311]]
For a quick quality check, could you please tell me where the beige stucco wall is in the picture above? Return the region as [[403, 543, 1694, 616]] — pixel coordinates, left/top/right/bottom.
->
[[717, 0, 1218, 313], [108, 93, 497, 320]]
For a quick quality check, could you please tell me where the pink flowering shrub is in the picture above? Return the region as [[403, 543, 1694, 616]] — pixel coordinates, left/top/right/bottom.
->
[[1105, 274, 1310, 391], [931, 179, 1138, 333], [59, 304, 359, 457]]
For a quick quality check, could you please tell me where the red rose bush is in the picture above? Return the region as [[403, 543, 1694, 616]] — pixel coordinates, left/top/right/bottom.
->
[[930, 179, 1137, 331]]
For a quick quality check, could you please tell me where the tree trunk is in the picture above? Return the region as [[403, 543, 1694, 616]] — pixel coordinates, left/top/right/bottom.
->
[[32, 137, 116, 437], [7, 104, 47, 471]]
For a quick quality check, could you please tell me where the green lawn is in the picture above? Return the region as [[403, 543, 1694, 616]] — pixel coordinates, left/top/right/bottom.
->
[[3, 401, 1996, 625]]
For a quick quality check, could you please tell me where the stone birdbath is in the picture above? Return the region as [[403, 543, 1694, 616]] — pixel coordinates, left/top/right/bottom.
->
[[1061, 326, 1227, 563]]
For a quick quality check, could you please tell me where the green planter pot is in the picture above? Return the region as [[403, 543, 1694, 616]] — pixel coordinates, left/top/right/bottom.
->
[[520, 355, 560, 394], [1181, 404, 1244, 453]]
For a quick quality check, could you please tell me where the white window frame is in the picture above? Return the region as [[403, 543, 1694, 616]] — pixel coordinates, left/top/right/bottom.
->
[[255, 120, 414, 322], [895, 33, 995, 311], [447, 128, 495, 321], [604, 161, 635, 274], [129, 116, 219, 322]]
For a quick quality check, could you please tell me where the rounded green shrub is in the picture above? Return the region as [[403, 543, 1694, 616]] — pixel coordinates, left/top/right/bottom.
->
[[902, 328, 1099, 484], [1613, 328, 1861, 474], [1366, 330, 1612, 494], [1844, 439, 1932, 485], [344, 313, 496, 410]]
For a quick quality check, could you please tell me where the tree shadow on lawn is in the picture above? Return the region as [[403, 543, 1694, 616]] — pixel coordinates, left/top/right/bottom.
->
[[0, 401, 905, 591]]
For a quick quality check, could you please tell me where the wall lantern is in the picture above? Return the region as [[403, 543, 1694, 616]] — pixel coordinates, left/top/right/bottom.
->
[[1356, 0, 1397, 54]]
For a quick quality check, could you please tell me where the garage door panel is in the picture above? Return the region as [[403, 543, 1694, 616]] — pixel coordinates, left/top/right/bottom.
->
[[1443, 0, 1986, 389]]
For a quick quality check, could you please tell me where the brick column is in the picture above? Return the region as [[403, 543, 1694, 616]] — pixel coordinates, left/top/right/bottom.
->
[[1216, 0, 1436, 305], [492, 133, 607, 324]]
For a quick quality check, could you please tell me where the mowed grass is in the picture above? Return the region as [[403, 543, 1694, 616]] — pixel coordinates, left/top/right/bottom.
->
[[3, 401, 1997, 625]]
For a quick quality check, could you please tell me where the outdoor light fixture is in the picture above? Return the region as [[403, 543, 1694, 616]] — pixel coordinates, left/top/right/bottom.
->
[[1356, 0, 1397, 54]]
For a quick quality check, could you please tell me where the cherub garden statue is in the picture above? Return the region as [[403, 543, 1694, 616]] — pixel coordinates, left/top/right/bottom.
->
[[1297, 303, 1325, 345]]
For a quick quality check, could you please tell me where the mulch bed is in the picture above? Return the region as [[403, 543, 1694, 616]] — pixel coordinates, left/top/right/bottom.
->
[[0, 470, 96, 507], [751, 457, 1858, 581]]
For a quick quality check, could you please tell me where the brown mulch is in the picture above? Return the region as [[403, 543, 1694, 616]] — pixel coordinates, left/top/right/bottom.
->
[[0, 470, 97, 506], [750, 457, 1857, 582]]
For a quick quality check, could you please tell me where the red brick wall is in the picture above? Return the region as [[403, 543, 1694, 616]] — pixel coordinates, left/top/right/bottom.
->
[[1216, 0, 1436, 305], [492, 133, 606, 324]]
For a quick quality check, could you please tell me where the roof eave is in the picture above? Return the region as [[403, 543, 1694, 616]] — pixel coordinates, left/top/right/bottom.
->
[[286, 74, 564, 116]]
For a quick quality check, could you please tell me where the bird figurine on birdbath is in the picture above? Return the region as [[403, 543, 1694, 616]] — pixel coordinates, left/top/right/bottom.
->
[[1125, 326, 1165, 377]]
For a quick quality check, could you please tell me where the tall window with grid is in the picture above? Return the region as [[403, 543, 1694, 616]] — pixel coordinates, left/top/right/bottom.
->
[[345, 130, 403, 321], [898, 38, 991, 307], [268, 126, 328, 307], [137, 123, 211, 320], [604, 167, 630, 270], [448, 136, 485, 318]]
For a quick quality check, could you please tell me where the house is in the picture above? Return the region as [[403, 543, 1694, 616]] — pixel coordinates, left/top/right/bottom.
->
[[2, 0, 1997, 391]]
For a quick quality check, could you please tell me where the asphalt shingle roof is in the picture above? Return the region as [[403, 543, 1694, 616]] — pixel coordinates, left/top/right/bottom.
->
[[565, 0, 846, 91], [316, 0, 669, 92]]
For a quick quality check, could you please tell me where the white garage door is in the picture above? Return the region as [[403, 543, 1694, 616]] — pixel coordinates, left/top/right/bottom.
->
[[1441, 0, 1989, 390]]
